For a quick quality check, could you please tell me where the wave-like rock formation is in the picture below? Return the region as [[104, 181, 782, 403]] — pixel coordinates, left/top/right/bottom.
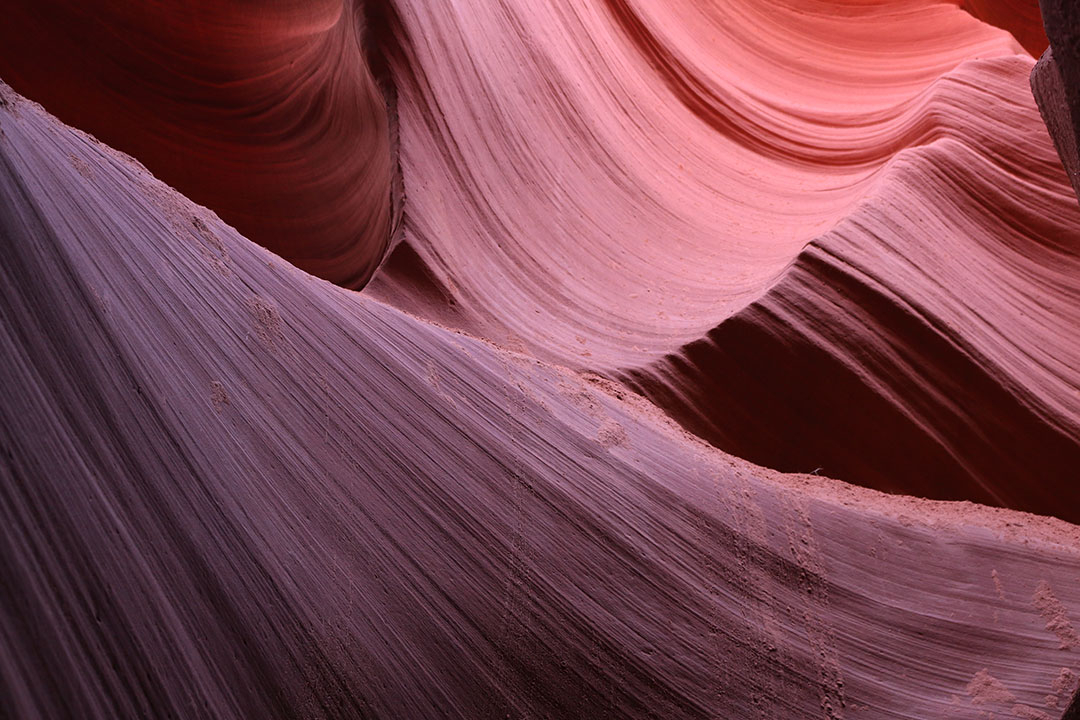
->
[[0, 0, 393, 287], [366, 0, 1080, 520], [2, 0, 1080, 717], [4, 1, 1075, 518], [3, 80, 1080, 720]]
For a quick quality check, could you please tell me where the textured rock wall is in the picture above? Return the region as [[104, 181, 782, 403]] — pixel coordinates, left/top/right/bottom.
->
[[3, 81, 1080, 720], [0, 1, 393, 286], [2, 0, 1079, 717]]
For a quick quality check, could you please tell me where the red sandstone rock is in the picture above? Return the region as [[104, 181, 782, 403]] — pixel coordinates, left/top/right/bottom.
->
[[4, 80, 1080, 720], [369, 0, 1080, 521], [0, 0, 393, 287], [964, 0, 1049, 56], [1, 0, 1079, 717]]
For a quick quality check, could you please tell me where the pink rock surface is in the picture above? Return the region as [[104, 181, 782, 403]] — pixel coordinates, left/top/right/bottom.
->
[[3, 81, 1080, 720], [2, 0, 1079, 717], [368, 0, 1080, 520]]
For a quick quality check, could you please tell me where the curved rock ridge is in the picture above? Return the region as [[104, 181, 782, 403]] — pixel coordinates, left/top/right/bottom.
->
[[371, 0, 1034, 352], [4, 80, 1080, 720], [615, 56, 1080, 518], [2, 0, 1073, 518], [0, 0, 393, 287], [363, 0, 1080, 518], [619, 219, 1080, 515]]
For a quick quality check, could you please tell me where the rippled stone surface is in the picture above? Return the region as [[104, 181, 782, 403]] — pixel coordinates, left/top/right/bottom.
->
[[2, 0, 1079, 717]]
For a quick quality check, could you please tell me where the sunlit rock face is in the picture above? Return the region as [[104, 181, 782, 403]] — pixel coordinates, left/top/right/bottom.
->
[[367, 0, 1080, 520], [2, 0, 1080, 718]]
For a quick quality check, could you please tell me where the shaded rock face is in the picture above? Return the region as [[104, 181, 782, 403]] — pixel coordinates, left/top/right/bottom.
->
[[1033, 49, 1080, 203], [1031, 0, 1080, 204], [2, 0, 1080, 719], [0, 1, 394, 287], [964, 0, 1049, 57], [1066, 686, 1080, 719]]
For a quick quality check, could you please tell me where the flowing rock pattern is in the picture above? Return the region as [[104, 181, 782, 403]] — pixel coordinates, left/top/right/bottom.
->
[[4, 80, 1080, 720], [0, 0, 393, 287], [2, 0, 1079, 718], [368, 0, 1080, 519]]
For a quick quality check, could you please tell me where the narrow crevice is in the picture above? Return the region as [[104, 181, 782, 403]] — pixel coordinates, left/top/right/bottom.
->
[[363, 0, 409, 280]]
